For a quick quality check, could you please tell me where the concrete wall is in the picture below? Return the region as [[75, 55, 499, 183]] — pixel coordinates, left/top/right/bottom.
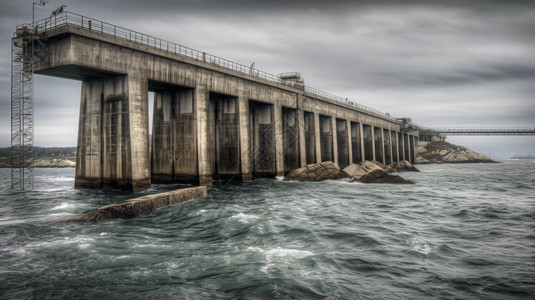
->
[[35, 27, 406, 191]]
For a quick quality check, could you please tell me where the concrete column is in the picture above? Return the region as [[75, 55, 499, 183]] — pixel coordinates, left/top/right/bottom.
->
[[238, 95, 252, 181], [274, 102, 284, 176], [360, 123, 365, 162], [332, 117, 338, 165], [347, 120, 353, 165], [282, 107, 299, 173], [314, 113, 321, 163], [380, 128, 386, 164], [76, 75, 150, 192], [371, 126, 376, 161], [297, 97, 306, 167], [303, 112, 315, 165], [151, 91, 173, 183], [195, 85, 212, 186]]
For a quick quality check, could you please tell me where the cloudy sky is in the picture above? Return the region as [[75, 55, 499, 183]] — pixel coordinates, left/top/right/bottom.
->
[[0, 0, 534, 159]]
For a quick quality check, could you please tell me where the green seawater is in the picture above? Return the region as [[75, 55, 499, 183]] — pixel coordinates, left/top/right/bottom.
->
[[1, 161, 534, 299]]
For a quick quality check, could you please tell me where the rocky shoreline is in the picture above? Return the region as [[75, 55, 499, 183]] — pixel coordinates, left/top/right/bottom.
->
[[416, 141, 496, 164], [284, 160, 419, 184], [0, 157, 76, 168]]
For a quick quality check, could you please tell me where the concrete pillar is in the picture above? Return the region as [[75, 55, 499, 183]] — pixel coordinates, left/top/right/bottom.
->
[[314, 113, 321, 163], [399, 132, 404, 161], [410, 135, 416, 163], [335, 118, 349, 168], [297, 96, 307, 167], [363, 124, 373, 161], [403, 133, 410, 163], [360, 123, 365, 162], [371, 125, 376, 161], [332, 117, 338, 165], [282, 107, 299, 173], [76, 75, 150, 192], [304, 112, 316, 165], [238, 95, 252, 181], [383, 129, 391, 165], [274, 102, 284, 176], [319, 115, 333, 162], [347, 120, 353, 166], [195, 85, 212, 186]]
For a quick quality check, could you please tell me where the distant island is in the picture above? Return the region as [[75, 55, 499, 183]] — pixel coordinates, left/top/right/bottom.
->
[[415, 141, 496, 164], [510, 154, 534, 159], [0, 147, 76, 168]]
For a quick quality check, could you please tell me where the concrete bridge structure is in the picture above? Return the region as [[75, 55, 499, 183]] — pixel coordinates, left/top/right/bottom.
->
[[16, 12, 419, 192]]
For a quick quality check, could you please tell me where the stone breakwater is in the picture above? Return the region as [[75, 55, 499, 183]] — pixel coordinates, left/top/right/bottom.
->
[[284, 160, 419, 184], [50, 186, 207, 223], [416, 141, 496, 164]]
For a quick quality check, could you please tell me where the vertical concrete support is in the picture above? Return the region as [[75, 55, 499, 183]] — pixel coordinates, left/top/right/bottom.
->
[[195, 85, 212, 186], [314, 113, 321, 163], [359, 123, 365, 162], [274, 102, 284, 176], [335, 118, 349, 168], [350, 122, 362, 164], [282, 107, 299, 173], [319, 115, 333, 162], [347, 120, 353, 166], [151, 91, 173, 182], [76, 75, 150, 192], [410, 135, 416, 163], [403, 133, 410, 163], [249, 102, 276, 177], [332, 117, 338, 165], [371, 126, 376, 161], [362, 124, 373, 161], [304, 112, 316, 165], [238, 95, 252, 181], [383, 129, 391, 165], [297, 96, 307, 167], [374, 127, 383, 163], [398, 132, 404, 161], [391, 131, 399, 163]]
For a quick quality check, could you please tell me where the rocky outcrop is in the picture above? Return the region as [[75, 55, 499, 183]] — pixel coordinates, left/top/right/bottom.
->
[[49, 186, 207, 223], [342, 161, 414, 184], [284, 160, 416, 184], [393, 160, 420, 172], [284, 161, 346, 182], [31, 158, 76, 167], [416, 141, 496, 164]]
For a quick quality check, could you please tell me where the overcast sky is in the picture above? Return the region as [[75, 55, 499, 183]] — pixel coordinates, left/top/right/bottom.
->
[[0, 0, 534, 159]]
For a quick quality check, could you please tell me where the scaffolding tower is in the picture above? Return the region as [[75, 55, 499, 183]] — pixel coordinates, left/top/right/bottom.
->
[[11, 27, 37, 190]]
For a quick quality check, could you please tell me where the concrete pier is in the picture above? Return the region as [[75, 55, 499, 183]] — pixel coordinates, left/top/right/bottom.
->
[[33, 24, 417, 192]]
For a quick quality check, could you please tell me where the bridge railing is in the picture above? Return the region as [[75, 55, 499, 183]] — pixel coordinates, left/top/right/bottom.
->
[[419, 128, 535, 136], [16, 11, 397, 122]]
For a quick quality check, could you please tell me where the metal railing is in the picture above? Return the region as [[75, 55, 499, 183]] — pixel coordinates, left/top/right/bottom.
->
[[16, 11, 397, 121], [419, 128, 535, 136]]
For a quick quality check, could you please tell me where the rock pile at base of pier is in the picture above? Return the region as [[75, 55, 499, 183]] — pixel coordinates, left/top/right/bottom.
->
[[50, 186, 207, 223], [416, 141, 496, 164], [284, 160, 416, 184]]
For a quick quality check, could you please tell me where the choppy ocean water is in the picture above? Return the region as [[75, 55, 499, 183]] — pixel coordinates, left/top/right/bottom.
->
[[0, 161, 534, 299]]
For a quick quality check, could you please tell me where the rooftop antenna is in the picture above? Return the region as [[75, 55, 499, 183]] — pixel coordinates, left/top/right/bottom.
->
[[33, 0, 49, 23]]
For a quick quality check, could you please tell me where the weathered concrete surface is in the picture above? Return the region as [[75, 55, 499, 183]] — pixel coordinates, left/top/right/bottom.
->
[[50, 186, 207, 223], [284, 161, 345, 182], [416, 141, 496, 164], [32, 25, 420, 191]]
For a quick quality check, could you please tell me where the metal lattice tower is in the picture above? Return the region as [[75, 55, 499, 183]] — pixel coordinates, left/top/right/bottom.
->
[[11, 30, 36, 190]]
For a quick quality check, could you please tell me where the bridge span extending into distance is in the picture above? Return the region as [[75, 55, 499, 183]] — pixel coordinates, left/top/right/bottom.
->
[[10, 11, 532, 191]]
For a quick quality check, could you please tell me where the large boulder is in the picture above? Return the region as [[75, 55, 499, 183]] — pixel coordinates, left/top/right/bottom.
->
[[358, 169, 414, 184], [343, 160, 414, 184], [393, 160, 420, 172], [284, 161, 347, 182]]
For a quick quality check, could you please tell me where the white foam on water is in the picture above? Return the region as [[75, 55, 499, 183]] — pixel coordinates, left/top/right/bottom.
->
[[247, 246, 314, 274], [408, 237, 432, 255], [53, 177, 73, 182], [230, 212, 259, 223], [50, 203, 75, 211], [275, 176, 285, 181]]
